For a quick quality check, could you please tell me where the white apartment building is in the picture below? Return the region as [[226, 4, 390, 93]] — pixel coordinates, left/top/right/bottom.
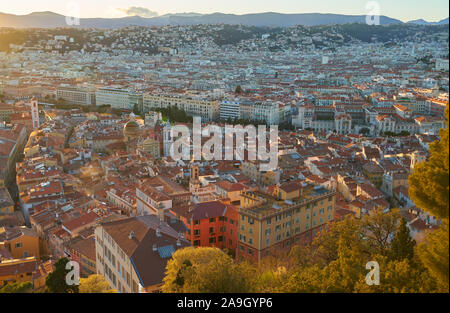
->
[[56, 86, 96, 106], [143, 93, 219, 122], [240, 101, 289, 125], [219, 100, 240, 121], [96, 88, 140, 110]]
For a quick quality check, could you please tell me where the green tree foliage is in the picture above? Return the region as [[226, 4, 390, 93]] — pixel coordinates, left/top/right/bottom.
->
[[389, 217, 416, 261], [0, 281, 33, 293], [152, 106, 192, 123], [79, 274, 116, 293], [359, 127, 370, 135], [45, 258, 79, 293], [417, 221, 449, 292], [280, 210, 438, 293], [409, 105, 449, 292], [162, 247, 254, 293], [132, 103, 141, 115], [354, 256, 436, 293], [361, 208, 400, 256], [409, 105, 449, 220]]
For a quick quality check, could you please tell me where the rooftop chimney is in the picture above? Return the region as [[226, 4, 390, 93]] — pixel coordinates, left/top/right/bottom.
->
[[128, 231, 135, 239]]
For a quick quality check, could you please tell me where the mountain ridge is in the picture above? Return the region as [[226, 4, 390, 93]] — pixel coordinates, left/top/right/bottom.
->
[[0, 11, 448, 28], [407, 17, 449, 25]]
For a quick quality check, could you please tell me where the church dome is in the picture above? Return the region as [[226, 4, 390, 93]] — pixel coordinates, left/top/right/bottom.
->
[[123, 119, 141, 140]]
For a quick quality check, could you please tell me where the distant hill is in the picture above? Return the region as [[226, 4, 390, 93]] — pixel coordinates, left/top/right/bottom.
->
[[0, 11, 406, 28], [407, 17, 449, 25]]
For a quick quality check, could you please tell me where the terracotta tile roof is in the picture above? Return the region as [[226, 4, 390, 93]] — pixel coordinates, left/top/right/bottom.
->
[[62, 212, 100, 232], [101, 215, 190, 287], [0, 257, 37, 277]]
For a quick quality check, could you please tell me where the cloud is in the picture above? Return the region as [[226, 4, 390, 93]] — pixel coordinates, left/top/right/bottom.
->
[[118, 6, 158, 18]]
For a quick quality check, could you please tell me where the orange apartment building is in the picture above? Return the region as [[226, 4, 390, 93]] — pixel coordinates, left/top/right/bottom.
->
[[171, 200, 239, 255], [0, 226, 40, 260], [236, 183, 336, 263]]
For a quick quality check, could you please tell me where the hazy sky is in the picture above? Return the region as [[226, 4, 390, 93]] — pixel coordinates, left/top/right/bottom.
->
[[0, 0, 448, 22]]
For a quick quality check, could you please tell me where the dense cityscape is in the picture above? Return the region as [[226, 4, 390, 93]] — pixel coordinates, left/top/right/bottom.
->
[[0, 2, 449, 298]]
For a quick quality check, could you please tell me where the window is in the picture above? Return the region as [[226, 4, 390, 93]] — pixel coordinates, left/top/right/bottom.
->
[[266, 218, 271, 225], [276, 235, 281, 241], [266, 238, 270, 245], [15, 242, 22, 248], [209, 237, 216, 244], [209, 227, 214, 234], [248, 249, 253, 255], [265, 229, 271, 236], [296, 217, 300, 224], [194, 240, 201, 246], [218, 236, 223, 242], [276, 215, 281, 222], [194, 220, 200, 225], [229, 239, 233, 246], [209, 217, 216, 223], [194, 229, 200, 236], [328, 206, 332, 211], [249, 228, 253, 234]]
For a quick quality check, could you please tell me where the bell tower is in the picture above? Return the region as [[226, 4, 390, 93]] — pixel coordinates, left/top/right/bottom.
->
[[163, 121, 173, 157], [30, 98, 40, 129], [189, 163, 201, 193]]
